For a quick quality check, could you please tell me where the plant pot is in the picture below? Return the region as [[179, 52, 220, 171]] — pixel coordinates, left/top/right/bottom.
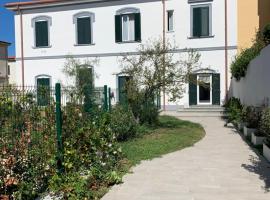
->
[[263, 142, 270, 162], [251, 132, 265, 146], [244, 126, 257, 138]]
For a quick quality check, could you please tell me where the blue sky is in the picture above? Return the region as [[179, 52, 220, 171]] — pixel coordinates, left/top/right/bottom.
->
[[0, 0, 29, 56]]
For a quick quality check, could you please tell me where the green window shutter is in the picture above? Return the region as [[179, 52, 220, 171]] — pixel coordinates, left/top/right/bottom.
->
[[134, 13, 141, 42], [193, 7, 202, 37], [118, 76, 130, 105], [212, 74, 220, 105], [115, 15, 122, 42], [35, 21, 49, 47], [37, 78, 50, 106], [77, 17, 91, 44], [189, 74, 197, 106]]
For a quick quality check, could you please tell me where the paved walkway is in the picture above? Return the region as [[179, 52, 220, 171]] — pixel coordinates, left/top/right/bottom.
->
[[102, 114, 270, 200]]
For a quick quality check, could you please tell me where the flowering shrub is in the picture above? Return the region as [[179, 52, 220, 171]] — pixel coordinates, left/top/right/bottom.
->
[[0, 88, 123, 199]]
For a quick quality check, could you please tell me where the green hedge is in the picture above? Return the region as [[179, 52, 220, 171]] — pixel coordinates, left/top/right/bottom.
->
[[231, 24, 270, 81]]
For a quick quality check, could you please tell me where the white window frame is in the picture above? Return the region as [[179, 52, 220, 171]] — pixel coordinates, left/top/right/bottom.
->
[[31, 16, 52, 48], [73, 12, 95, 45], [167, 10, 174, 32], [116, 7, 140, 42], [197, 74, 212, 105], [121, 14, 135, 42], [190, 4, 212, 38]]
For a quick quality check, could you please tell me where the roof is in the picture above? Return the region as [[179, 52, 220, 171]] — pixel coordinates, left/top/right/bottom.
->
[[5, 0, 119, 11], [0, 41, 11, 46]]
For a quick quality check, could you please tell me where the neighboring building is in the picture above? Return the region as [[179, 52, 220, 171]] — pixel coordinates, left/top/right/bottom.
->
[[6, 0, 239, 110], [8, 56, 17, 84], [237, 0, 270, 50], [0, 41, 10, 85]]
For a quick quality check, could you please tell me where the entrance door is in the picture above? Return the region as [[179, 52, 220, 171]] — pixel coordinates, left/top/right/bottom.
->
[[197, 74, 212, 105]]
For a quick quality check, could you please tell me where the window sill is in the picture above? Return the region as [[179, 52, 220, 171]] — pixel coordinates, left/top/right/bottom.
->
[[116, 40, 141, 44], [74, 43, 95, 46], [167, 30, 174, 33], [188, 35, 215, 39], [32, 45, 52, 49]]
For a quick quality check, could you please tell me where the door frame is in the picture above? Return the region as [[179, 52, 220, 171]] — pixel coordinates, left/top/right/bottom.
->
[[197, 74, 212, 105]]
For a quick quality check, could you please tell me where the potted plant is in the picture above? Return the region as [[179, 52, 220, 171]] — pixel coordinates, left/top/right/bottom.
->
[[243, 106, 260, 138], [260, 108, 270, 162], [251, 108, 266, 146]]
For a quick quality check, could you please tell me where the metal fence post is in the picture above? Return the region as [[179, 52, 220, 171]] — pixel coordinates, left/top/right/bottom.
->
[[55, 83, 64, 173], [108, 87, 112, 112], [103, 85, 108, 111]]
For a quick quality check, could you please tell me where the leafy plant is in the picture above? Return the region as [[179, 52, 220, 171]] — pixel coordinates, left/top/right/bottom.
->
[[244, 106, 261, 129], [231, 25, 270, 81], [259, 108, 270, 144], [224, 97, 243, 124], [110, 105, 138, 141]]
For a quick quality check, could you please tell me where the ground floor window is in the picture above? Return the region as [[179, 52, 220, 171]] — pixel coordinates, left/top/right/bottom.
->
[[36, 75, 51, 106], [117, 75, 131, 105]]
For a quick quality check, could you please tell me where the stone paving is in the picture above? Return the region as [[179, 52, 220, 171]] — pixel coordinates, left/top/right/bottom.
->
[[102, 114, 270, 200]]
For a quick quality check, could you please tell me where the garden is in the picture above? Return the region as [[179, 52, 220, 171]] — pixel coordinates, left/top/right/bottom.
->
[[0, 40, 205, 200], [225, 97, 270, 162]]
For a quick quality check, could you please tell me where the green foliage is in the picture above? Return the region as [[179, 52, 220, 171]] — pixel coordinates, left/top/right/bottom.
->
[[244, 106, 261, 129], [120, 39, 200, 125], [259, 108, 270, 140], [231, 26, 270, 81], [263, 24, 270, 45], [224, 97, 243, 123], [110, 105, 138, 141]]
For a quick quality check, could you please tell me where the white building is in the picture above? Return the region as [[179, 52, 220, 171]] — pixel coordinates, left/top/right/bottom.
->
[[6, 0, 238, 110]]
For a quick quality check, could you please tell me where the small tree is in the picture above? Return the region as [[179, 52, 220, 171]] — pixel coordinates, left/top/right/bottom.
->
[[119, 39, 201, 124], [63, 56, 100, 113]]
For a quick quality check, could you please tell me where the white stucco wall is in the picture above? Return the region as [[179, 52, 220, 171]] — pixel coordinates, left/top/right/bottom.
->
[[12, 0, 238, 109], [230, 45, 270, 107]]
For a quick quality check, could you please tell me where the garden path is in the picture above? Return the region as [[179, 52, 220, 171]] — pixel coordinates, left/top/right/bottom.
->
[[102, 113, 270, 200]]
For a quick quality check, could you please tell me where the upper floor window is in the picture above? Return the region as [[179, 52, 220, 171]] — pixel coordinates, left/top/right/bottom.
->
[[115, 7, 141, 43], [32, 16, 52, 48], [191, 4, 212, 37], [73, 12, 95, 45], [167, 10, 174, 32]]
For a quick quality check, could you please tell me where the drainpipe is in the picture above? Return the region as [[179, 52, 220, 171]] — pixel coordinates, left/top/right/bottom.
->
[[162, 0, 166, 111], [224, 0, 228, 102], [18, 5, 25, 89]]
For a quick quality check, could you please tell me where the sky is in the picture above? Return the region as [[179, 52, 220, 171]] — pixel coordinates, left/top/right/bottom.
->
[[0, 0, 29, 57]]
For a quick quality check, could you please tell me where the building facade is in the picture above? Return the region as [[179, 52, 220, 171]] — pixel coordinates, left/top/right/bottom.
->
[[6, 0, 239, 110]]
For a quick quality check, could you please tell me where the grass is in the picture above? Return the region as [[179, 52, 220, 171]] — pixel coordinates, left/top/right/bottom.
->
[[119, 115, 205, 166]]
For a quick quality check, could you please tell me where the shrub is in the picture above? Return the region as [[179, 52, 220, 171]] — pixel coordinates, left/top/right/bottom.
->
[[224, 97, 243, 123], [110, 105, 138, 141], [263, 24, 270, 45], [259, 108, 270, 143], [231, 43, 263, 81], [244, 106, 261, 129]]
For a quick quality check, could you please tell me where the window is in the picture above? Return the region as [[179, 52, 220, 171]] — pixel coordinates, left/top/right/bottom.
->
[[191, 5, 211, 37], [115, 7, 141, 43], [122, 14, 135, 41], [36, 75, 51, 106], [32, 16, 52, 48], [73, 12, 95, 45], [167, 10, 174, 32]]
